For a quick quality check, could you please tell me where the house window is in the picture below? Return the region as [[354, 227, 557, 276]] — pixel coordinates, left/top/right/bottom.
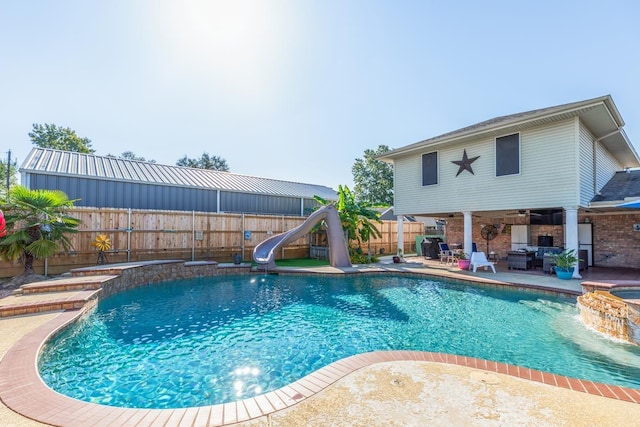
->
[[422, 151, 438, 186], [496, 133, 520, 176]]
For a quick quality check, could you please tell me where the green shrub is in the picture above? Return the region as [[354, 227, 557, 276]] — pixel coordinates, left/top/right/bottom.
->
[[349, 248, 378, 264]]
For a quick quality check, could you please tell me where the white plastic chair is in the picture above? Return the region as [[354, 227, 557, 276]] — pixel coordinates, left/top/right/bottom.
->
[[470, 251, 496, 273]]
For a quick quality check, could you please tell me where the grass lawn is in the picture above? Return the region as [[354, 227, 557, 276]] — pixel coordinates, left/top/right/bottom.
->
[[273, 258, 330, 267]]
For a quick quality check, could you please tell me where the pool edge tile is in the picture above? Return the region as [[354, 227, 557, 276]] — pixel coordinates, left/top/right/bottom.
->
[[252, 393, 277, 414], [222, 401, 237, 425], [242, 397, 263, 419], [193, 406, 212, 427], [264, 391, 288, 411], [235, 400, 250, 423]]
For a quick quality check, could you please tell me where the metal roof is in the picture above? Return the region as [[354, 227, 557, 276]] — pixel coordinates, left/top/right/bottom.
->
[[20, 148, 338, 200]]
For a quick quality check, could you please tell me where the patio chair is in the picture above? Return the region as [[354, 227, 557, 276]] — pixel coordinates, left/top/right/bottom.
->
[[470, 251, 496, 273], [438, 242, 456, 265]]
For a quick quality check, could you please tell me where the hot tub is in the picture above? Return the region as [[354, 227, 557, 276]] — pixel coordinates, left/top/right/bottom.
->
[[610, 288, 640, 300]]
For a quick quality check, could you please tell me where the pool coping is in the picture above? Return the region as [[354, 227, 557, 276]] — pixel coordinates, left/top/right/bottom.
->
[[1, 269, 639, 426]]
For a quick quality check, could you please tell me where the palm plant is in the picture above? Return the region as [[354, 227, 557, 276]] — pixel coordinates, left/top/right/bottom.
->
[[0, 186, 80, 275], [554, 249, 580, 270], [314, 185, 382, 259]]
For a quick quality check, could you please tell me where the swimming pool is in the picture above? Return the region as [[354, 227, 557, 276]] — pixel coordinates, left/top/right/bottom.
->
[[39, 274, 640, 409], [611, 288, 640, 300]]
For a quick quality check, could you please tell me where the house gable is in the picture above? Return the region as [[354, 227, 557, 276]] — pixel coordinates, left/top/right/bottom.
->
[[382, 96, 640, 217]]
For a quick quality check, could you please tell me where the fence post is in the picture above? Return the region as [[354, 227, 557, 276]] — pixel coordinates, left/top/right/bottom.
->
[[281, 214, 285, 260], [242, 213, 245, 260], [397, 216, 404, 256], [192, 210, 195, 261], [127, 208, 132, 262]]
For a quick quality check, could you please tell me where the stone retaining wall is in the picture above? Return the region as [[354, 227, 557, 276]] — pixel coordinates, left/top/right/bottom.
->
[[70, 260, 252, 298]]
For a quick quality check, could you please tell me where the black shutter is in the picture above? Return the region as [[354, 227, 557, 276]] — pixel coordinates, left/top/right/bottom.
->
[[422, 152, 438, 186], [496, 134, 520, 176]]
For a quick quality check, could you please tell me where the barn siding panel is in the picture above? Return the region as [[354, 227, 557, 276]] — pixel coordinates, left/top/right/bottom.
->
[[25, 174, 241, 213]]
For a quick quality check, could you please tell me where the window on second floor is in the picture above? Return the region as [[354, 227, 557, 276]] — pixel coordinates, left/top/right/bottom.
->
[[496, 133, 520, 176], [422, 151, 438, 186]]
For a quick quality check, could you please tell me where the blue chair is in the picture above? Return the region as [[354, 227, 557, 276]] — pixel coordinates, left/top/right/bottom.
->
[[438, 242, 455, 265]]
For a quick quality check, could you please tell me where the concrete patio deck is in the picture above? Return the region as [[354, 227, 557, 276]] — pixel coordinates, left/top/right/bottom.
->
[[1, 258, 639, 426]]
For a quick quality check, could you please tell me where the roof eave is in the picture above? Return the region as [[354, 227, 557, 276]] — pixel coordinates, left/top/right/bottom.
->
[[20, 148, 339, 200], [378, 96, 627, 161]]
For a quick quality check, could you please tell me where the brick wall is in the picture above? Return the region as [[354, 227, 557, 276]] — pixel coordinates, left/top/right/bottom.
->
[[443, 212, 640, 268], [444, 216, 528, 260], [592, 213, 640, 267]]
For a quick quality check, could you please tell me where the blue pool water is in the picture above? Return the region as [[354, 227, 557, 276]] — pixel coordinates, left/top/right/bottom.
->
[[39, 274, 640, 409], [611, 289, 640, 300]]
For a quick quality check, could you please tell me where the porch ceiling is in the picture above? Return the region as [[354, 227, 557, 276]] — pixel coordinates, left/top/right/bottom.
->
[[406, 205, 638, 219]]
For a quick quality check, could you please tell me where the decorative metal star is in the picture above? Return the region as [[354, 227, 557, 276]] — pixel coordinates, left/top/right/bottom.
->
[[451, 149, 480, 177]]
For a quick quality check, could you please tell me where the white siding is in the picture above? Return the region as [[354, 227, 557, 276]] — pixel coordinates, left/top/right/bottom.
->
[[578, 122, 596, 205], [578, 121, 624, 201], [595, 141, 623, 192], [394, 120, 580, 216], [393, 154, 425, 214]]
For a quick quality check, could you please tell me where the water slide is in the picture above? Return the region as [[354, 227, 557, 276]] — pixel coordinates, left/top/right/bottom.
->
[[253, 204, 352, 270]]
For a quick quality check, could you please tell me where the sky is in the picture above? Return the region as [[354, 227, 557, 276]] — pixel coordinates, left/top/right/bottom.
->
[[2, 1, 640, 191]]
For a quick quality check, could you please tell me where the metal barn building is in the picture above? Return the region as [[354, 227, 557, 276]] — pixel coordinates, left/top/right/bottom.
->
[[20, 148, 337, 216]]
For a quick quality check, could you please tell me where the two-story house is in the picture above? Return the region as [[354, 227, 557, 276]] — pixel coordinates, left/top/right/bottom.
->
[[379, 95, 640, 277]]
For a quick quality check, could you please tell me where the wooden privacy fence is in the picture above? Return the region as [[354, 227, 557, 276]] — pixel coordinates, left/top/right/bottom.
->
[[0, 207, 424, 278]]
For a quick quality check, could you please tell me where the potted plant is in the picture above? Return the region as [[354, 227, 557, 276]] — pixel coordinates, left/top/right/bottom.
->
[[553, 249, 579, 280], [457, 252, 471, 270]]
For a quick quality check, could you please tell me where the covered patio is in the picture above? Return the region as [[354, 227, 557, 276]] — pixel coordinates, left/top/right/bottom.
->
[[403, 255, 640, 292]]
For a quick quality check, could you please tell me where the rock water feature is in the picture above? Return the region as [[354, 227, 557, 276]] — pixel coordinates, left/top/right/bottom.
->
[[577, 284, 640, 345]]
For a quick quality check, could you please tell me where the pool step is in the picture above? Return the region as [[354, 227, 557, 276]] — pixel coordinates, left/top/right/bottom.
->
[[13, 275, 118, 295], [0, 289, 101, 318], [0, 275, 112, 318]]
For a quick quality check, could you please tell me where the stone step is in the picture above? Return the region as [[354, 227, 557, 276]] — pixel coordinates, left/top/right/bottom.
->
[[14, 275, 118, 295], [0, 289, 101, 318], [69, 260, 185, 277]]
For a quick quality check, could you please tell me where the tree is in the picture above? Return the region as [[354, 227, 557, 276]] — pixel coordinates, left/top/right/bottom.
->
[[314, 185, 382, 258], [0, 157, 18, 194], [177, 152, 229, 171], [29, 123, 94, 153], [0, 186, 80, 275], [352, 145, 394, 206]]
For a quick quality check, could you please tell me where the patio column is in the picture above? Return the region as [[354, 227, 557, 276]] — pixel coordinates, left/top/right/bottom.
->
[[396, 215, 404, 256], [462, 211, 473, 256], [564, 207, 581, 279]]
